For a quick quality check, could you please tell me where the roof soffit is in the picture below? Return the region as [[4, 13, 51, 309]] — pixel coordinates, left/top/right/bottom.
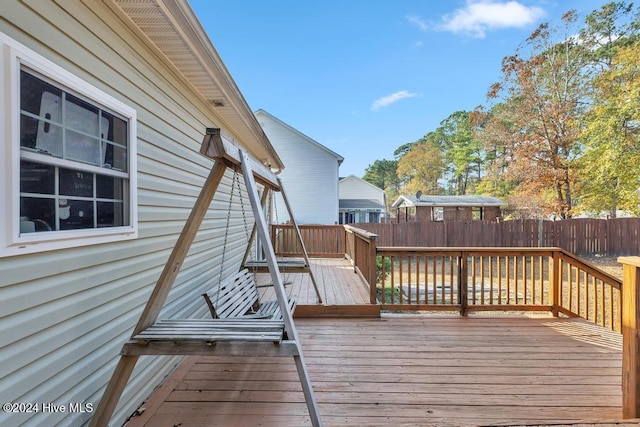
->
[[109, 0, 284, 169]]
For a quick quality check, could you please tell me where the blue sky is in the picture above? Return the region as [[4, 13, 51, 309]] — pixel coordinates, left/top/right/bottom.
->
[[189, 0, 616, 177]]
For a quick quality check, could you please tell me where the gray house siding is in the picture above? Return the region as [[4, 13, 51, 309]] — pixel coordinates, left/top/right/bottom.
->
[[0, 2, 260, 426]]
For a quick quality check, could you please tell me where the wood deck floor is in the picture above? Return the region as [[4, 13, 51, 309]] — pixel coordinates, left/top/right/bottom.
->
[[124, 314, 629, 427], [255, 257, 379, 317]]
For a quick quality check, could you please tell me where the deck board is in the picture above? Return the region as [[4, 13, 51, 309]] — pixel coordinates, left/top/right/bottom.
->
[[124, 315, 627, 427], [255, 257, 370, 306]]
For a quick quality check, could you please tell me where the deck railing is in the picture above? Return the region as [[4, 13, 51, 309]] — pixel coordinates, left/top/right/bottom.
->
[[271, 224, 623, 331], [269, 223, 638, 418], [344, 225, 377, 301], [377, 247, 622, 331]]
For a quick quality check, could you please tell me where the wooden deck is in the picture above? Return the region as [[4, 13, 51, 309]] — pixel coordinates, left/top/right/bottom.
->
[[255, 257, 379, 317], [124, 314, 630, 427]]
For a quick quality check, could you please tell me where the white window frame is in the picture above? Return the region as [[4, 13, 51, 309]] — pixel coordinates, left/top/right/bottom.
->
[[0, 32, 138, 258]]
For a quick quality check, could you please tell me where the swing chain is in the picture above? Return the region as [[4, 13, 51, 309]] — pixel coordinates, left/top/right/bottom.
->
[[235, 169, 251, 243], [214, 167, 238, 317]]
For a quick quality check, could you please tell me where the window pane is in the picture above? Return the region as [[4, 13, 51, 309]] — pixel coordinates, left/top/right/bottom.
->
[[102, 111, 128, 145], [20, 160, 55, 195], [66, 130, 101, 165], [96, 175, 123, 199], [60, 169, 93, 197], [59, 200, 94, 230], [21, 70, 65, 156], [102, 142, 127, 171], [64, 94, 100, 136], [98, 201, 124, 227], [20, 197, 55, 232], [20, 70, 61, 116], [20, 115, 39, 150]]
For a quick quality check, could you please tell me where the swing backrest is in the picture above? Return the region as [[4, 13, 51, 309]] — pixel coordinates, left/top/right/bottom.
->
[[202, 269, 259, 319]]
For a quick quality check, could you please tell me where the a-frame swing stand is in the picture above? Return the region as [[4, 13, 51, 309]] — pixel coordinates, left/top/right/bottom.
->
[[89, 129, 322, 427], [241, 176, 323, 303]]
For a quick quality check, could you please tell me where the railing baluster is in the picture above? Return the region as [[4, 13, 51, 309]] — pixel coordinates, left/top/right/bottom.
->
[[577, 268, 582, 317], [489, 256, 494, 304], [472, 256, 477, 305], [432, 256, 437, 304], [498, 256, 503, 305], [450, 256, 455, 305], [459, 252, 468, 315]]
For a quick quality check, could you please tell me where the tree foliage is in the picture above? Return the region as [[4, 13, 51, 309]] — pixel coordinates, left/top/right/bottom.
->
[[482, 10, 589, 218], [578, 40, 640, 216], [360, 2, 640, 219], [362, 159, 402, 209], [396, 137, 444, 195], [438, 111, 484, 195]]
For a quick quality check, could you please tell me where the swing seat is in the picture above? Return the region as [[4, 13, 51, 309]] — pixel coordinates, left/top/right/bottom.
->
[[244, 259, 309, 273], [202, 269, 295, 320], [120, 319, 300, 356]]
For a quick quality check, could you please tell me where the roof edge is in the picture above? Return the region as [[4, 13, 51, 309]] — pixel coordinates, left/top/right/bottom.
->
[[255, 109, 344, 164]]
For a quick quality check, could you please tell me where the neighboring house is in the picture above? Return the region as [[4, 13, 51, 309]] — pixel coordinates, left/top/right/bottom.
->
[[338, 175, 387, 224], [255, 109, 344, 225], [392, 194, 505, 222], [0, 2, 283, 426]]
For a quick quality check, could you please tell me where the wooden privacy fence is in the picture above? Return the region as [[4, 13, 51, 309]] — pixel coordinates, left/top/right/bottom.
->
[[358, 217, 640, 256], [272, 225, 345, 257]]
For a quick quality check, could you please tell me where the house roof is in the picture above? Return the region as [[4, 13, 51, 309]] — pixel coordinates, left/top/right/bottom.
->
[[111, 0, 284, 169], [339, 199, 386, 211], [339, 175, 384, 193], [255, 109, 344, 164], [392, 194, 505, 208]]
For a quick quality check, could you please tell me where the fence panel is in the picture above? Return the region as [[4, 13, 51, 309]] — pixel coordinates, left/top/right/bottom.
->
[[357, 218, 640, 256]]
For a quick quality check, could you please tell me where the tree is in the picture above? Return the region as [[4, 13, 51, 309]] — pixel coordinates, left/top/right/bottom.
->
[[577, 41, 640, 216], [396, 137, 444, 195], [579, 1, 637, 71], [482, 11, 590, 218], [362, 159, 401, 209], [438, 111, 484, 195], [574, 2, 640, 216], [393, 142, 416, 159], [363, 159, 400, 191], [471, 104, 517, 200]]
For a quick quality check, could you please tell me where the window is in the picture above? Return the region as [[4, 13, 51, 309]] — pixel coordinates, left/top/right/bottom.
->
[[472, 207, 483, 220], [432, 207, 444, 222], [1, 33, 137, 257]]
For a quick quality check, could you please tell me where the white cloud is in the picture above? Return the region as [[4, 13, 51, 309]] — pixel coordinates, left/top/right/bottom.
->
[[438, 0, 546, 38], [406, 14, 429, 32], [371, 90, 418, 112]]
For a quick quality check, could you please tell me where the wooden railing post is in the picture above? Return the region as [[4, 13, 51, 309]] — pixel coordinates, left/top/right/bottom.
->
[[550, 250, 560, 317], [618, 256, 640, 419], [352, 231, 357, 273], [459, 252, 468, 316], [369, 235, 378, 304]]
